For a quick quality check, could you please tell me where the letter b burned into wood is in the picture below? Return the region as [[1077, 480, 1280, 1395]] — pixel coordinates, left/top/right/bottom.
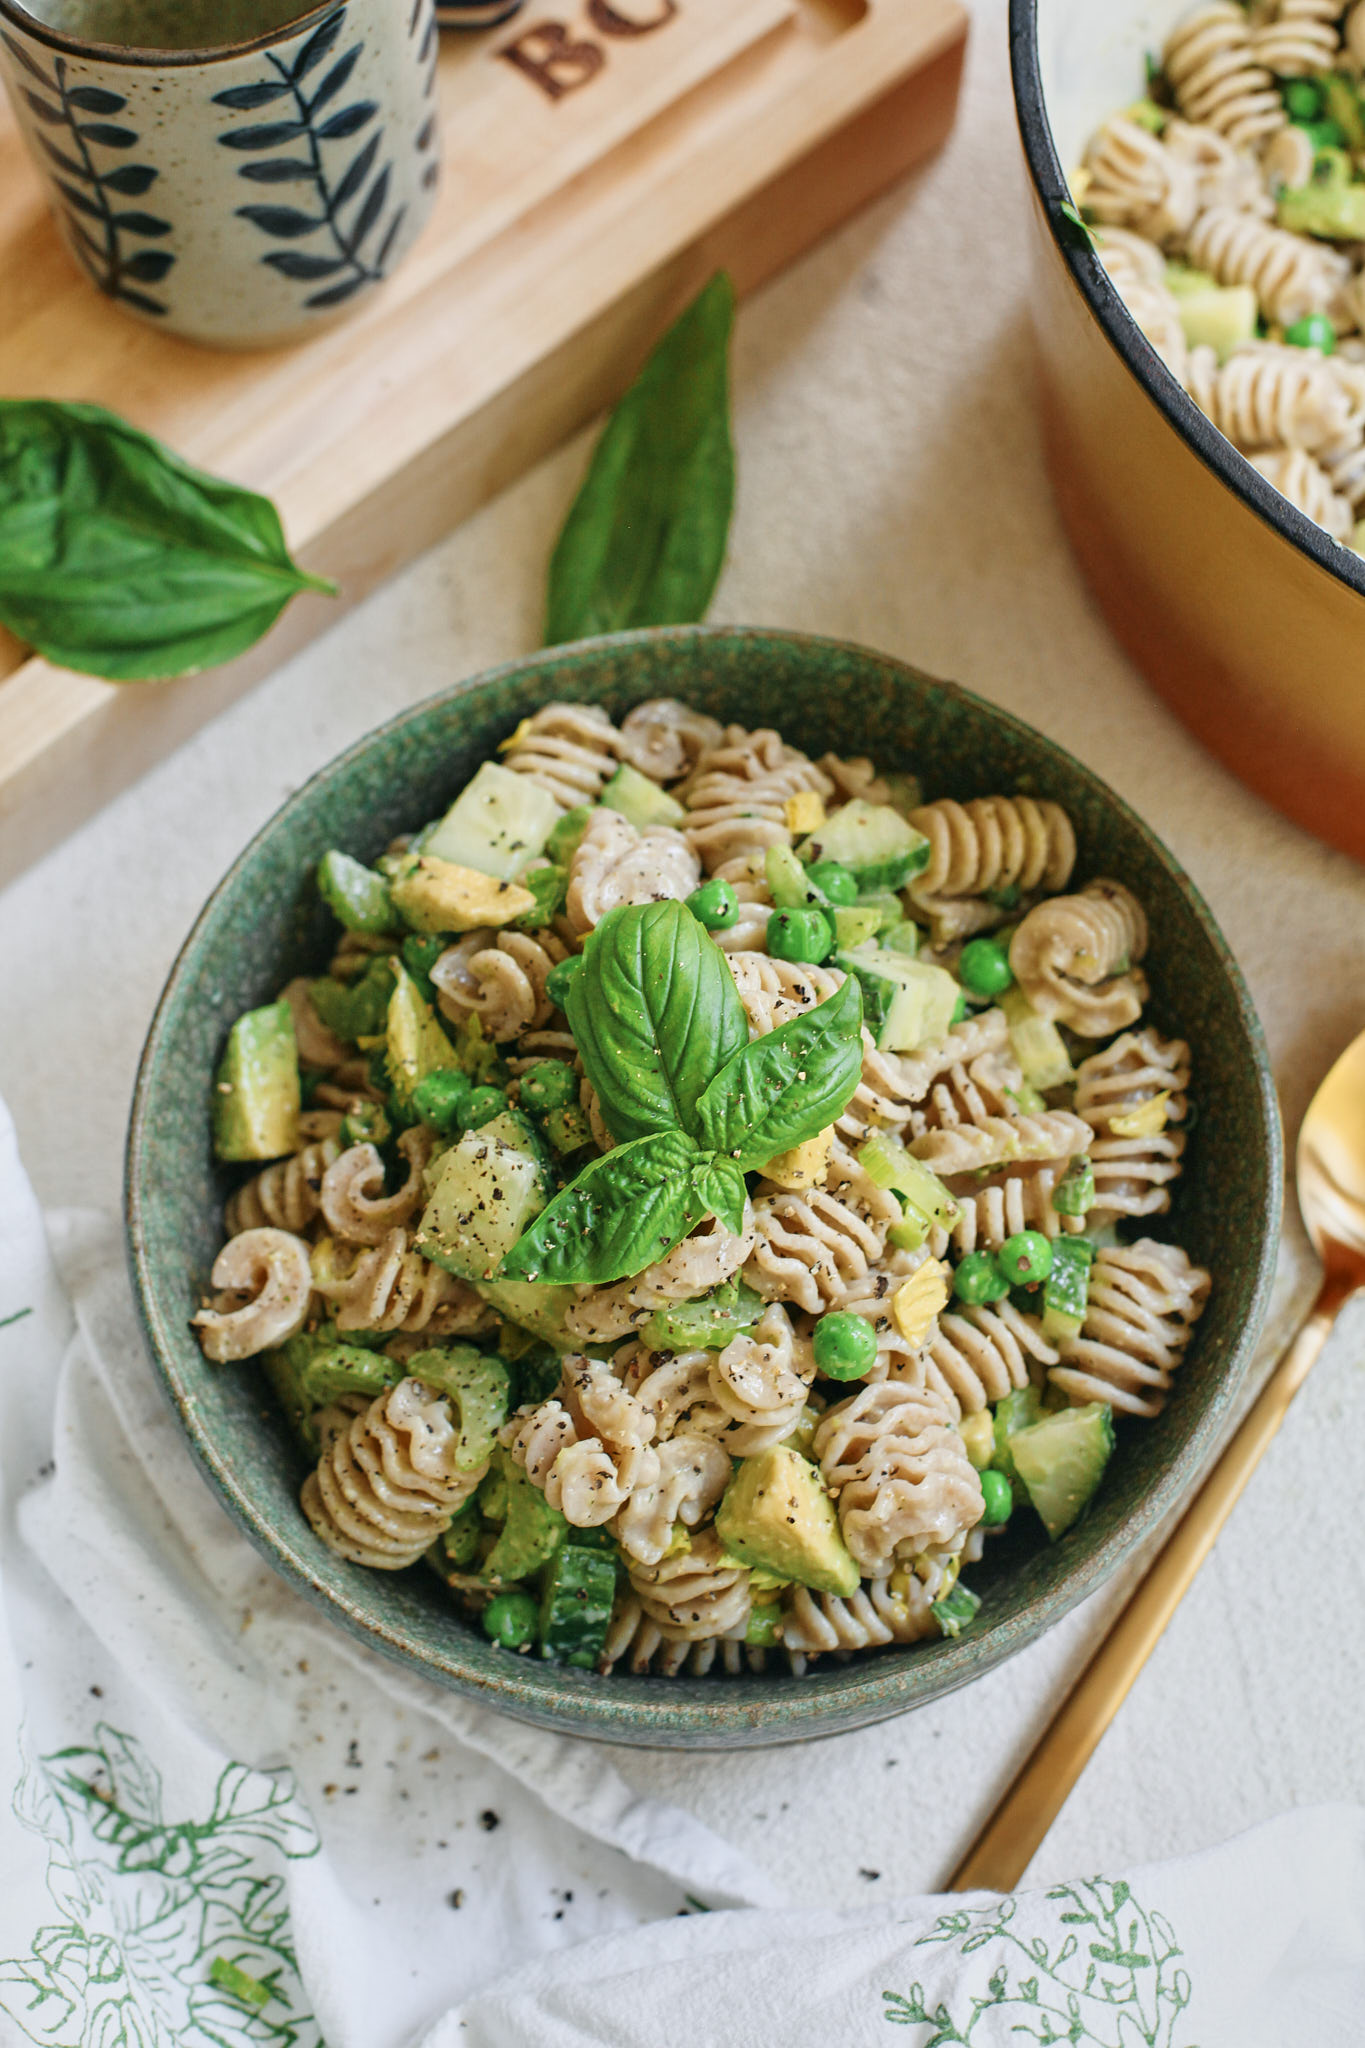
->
[[499, 0, 679, 101]]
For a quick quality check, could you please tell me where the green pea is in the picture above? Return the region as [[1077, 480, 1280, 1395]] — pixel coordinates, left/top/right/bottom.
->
[[1284, 312, 1336, 355], [340, 1100, 393, 1149], [544, 956, 584, 1011], [813, 1310, 880, 1380], [767, 906, 834, 964], [482, 1590, 539, 1650], [687, 878, 740, 930], [465, 1084, 507, 1129], [997, 1230, 1054, 1287], [1297, 117, 1346, 151], [1283, 77, 1323, 121], [518, 1059, 578, 1114], [958, 937, 1014, 997], [953, 1251, 1009, 1306], [806, 861, 859, 906], [411, 1068, 471, 1136], [979, 1468, 1013, 1528]]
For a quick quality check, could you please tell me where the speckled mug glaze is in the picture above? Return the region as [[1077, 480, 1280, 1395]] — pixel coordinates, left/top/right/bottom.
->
[[126, 629, 1282, 1749], [0, 0, 439, 347]]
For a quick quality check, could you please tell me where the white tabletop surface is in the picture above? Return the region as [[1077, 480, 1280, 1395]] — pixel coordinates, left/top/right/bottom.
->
[[3, 0, 1364, 1910]]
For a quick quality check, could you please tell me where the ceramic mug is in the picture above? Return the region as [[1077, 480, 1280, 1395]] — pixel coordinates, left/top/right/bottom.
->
[[0, 0, 441, 348], [435, 2, 523, 21]]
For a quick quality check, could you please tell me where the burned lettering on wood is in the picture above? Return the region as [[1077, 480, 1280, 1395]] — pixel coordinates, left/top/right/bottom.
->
[[499, 1, 679, 101]]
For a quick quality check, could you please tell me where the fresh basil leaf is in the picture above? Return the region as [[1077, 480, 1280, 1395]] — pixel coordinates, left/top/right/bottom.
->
[[692, 1154, 748, 1237], [695, 974, 864, 1168], [501, 1128, 702, 1286], [566, 900, 749, 1146], [0, 400, 334, 681], [544, 273, 735, 645]]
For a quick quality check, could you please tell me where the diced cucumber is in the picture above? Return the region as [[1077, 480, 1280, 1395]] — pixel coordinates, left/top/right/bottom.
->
[[1001, 984, 1075, 1091], [858, 1132, 960, 1248], [600, 762, 687, 829], [546, 804, 595, 864], [441, 1501, 483, 1569], [405, 1344, 510, 1473], [263, 1325, 400, 1452], [477, 1277, 578, 1349], [213, 1001, 300, 1162], [478, 1448, 567, 1582], [422, 761, 561, 879], [831, 905, 884, 949], [317, 850, 396, 934], [1010, 1402, 1115, 1541], [992, 1385, 1043, 1499], [415, 1113, 551, 1281], [835, 945, 958, 1053], [878, 918, 920, 958], [386, 962, 463, 1118], [746, 1602, 783, 1648], [311, 956, 394, 1043], [931, 1582, 981, 1639], [1052, 1156, 1094, 1218], [644, 1277, 766, 1353], [538, 1545, 618, 1668], [1042, 1237, 1093, 1343], [797, 799, 931, 891], [766, 844, 828, 910]]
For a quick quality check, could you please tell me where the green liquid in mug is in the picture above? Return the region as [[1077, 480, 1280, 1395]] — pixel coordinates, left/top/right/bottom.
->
[[17, 0, 326, 51]]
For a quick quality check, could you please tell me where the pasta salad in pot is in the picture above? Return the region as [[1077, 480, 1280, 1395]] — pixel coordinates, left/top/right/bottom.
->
[[195, 699, 1210, 1677]]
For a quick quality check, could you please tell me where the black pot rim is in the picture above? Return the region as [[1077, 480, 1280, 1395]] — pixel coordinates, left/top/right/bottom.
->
[[1008, 0, 1365, 600], [0, 0, 344, 68]]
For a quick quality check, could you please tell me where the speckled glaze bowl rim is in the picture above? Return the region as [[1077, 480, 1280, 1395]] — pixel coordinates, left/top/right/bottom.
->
[[1009, 0, 1365, 605], [0, 0, 342, 66], [126, 625, 1282, 1747]]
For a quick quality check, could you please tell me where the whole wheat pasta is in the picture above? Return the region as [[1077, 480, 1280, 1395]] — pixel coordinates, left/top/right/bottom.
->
[[1052, 1241, 1212, 1417], [431, 927, 569, 1042], [502, 702, 623, 808]]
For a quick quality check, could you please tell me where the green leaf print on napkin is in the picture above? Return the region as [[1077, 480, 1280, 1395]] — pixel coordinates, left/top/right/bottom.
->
[[0, 1723, 323, 2047]]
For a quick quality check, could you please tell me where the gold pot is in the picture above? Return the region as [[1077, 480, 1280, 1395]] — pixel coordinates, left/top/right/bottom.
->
[[1012, 0, 1365, 861]]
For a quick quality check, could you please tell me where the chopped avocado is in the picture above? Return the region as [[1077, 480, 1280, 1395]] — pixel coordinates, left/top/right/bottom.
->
[[757, 1129, 835, 1191], [958, 1408, 996, 1471], [1000, 984, 1076, 1091], [797, 799, 930, 891], [311, 956, 394, 1042], [644, 1276, 766, 1353], [317, 849, 396, 934], [422, 761, 561, 879], [386, 962, 463, 1118], [479, 1448, 568, 1581], [715, 1445, 859, 1596], [390, 853, 536, 935], [600, 762, 687, 829], [1042, 1236, 1094, 1343], [834, 945, 958, 1053], [404, 1344, 509, 1472], [1010, 1402, 1115, 1541], [831, 905, 884, 949], [780, 1402, 823, 1460], [538, 1545, 618, 1668], [765, 844, 829, 910], [1278, 149, 1365, 239], [415, 1113, 551, 1281], [1176, 283, 1257, 359], [931, 1582, 982, 1639], [858, 1131, 960, 1248], [213, 1001, 300, 1162], [992, 1385, 1043, 1498]]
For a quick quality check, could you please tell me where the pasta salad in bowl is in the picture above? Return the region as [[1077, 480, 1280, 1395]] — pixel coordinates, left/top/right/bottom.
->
[[127, 628, 1279, 1746]]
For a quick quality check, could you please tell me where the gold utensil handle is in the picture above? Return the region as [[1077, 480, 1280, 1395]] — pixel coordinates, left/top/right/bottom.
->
[[947, 1286, 1346, 1895]]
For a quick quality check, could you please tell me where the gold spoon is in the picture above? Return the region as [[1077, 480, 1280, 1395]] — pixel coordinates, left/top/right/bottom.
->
[[949, 1028, 1365, 1894]]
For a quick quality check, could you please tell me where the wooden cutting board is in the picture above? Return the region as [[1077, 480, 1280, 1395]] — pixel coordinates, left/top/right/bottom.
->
[[0, 0, 967, 889]]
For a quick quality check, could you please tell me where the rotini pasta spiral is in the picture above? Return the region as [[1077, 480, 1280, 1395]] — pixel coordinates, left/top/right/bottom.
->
[[907, 796, 1077, 943], [1185, 206, 1348, 327], [904, 1043, 1026, 1142], [224, 1132, 341, 1237], [562, 1207, 757, 1344], [1248, 446, 1354, 539], [1184, 340, 1355, 452], [708, 1301, 816, 1455], [746, 1138, 901, 1314], [680, 727, 832, 873], [301, 1378, 485, 1569], [727, 951, 845, 1037], [781, 1573, 938, 1655], [319, 1125, 433, 1246], [627, 1528, 752, 1642], [1075, 1028, 1191, 1223], [1084, 116, 1201, 244], [1253, 0, 1341, 76], [1098, 232, 1190, 378], [509, 1354, 660, 1526], [311, 1228, 488, 1337], [564, 806, 700, 935], [501, 702, 623, 808], [1051, 1241, 1212, 1417], [192, 1227, 314, 1363], [1166, 116, 1272, 216], [620, 1344, 733, 1440], [616, 698, 724, 784], [430, 927, 569, 1043], [947, 1159, 1090, 1255], [1009, 880, 1149, 1037], [599, 1595, 762, 1676], [279, 975, 348, 1070], [814, 1382, 983, 1577], [924, 1301, 1059, 1420], [911, 1108, 1094, 1179], [708, 848, 777, 954], [819, 753, 891, 806], [1163, 4, 1286, 148], [614, 1435, 732, 1568]]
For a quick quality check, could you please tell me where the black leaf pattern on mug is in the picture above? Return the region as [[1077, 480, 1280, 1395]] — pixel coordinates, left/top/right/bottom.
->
[[213, 4, 407, 311], [1, 32, 175, 315], [411, 0, 438, 191]]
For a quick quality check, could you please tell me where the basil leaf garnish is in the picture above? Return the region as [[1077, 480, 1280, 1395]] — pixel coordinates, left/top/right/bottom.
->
[[566, 900, 749, 1146], [691, 1155, 748, 1238], [695, 974, 865, 1169], [544, 273, 735, 645], [501, 1129, 702, 1286], [0, 400, 333, 681]]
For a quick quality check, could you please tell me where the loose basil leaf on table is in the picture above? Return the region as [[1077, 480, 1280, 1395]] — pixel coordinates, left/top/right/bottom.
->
[[695, 973, 865, 1168], [565, 899, 749, 1147], [502, 1128, 703, 1287], [544, 271, 736, 645], [0, 399, 333, 681]]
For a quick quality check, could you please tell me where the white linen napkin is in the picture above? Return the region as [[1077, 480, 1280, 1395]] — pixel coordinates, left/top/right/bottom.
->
[[1, 1094, 1361, 2048]]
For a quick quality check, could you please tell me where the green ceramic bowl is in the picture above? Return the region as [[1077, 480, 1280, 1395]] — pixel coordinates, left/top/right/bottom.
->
[[126, 627, 1281, 1748]]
